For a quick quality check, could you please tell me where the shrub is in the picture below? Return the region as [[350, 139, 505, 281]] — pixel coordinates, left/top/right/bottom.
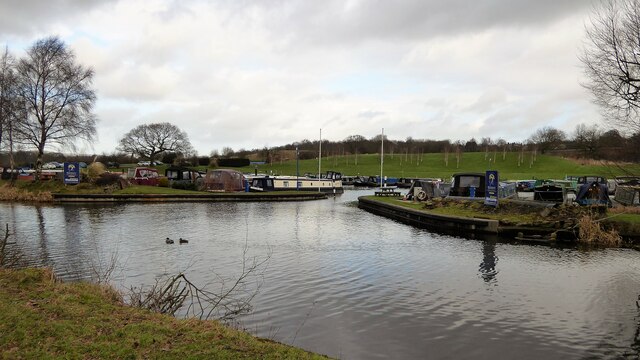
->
[[197, 156, 210, 166], [95, 173, 123, 187], [87, 162, 107, 181], [217, 158, 250, 167], [158, 177, 169, 188], [170, 181, 196, 191]]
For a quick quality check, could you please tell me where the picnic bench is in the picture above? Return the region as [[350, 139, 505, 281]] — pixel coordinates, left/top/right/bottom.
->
[[375, 186, 402, 197]]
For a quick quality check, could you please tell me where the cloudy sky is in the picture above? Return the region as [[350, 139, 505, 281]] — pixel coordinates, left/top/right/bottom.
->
[[1, 0, 604, 155]]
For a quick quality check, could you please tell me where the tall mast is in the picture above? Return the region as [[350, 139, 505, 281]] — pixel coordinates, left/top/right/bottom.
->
[[380, 128, 384, 189], [318, 128, 322, 192]]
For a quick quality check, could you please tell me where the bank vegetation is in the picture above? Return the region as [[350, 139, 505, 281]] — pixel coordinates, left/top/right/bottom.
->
[[0, 267, 328, 359]]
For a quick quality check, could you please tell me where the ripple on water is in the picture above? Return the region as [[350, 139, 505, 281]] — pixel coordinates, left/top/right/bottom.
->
[[3, 195, 640, 360]]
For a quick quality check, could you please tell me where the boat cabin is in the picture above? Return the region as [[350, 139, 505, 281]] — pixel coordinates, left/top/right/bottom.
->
[[127, 167, 159, 186], [203, 169, 246, 192], [575, 181, 611, 206], [449, 173, 486, 198], [405, 179, 448, 201], [615, 185, 640, 206], [533, 184, 566, 202]]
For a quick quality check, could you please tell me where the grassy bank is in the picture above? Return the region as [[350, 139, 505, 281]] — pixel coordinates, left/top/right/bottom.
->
[[0, 181, 204, 201], [364, 195, 640, 242], [0, 268, 328, 359], [236, 152, 640, 180]]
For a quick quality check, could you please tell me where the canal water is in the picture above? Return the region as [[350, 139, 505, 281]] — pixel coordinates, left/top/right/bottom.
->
[[2, 189, 640, 359]]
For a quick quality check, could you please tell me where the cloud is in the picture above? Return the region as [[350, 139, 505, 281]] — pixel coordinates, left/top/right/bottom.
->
[[0, 0, 115, 37], [0, 0, 607, 154]]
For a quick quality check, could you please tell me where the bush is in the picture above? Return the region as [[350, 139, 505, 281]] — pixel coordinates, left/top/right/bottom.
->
[[217, 158, 250, 167], [197, 156, 210, 166], [95, 173, 123, 187], [87, 162, 107, 181], [171, 181, 196, 191], [158, 177, 169, 187]]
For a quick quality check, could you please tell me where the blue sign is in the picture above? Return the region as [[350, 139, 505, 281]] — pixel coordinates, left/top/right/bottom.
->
[[64, 162, 80, 185], [485, 170, 499, 207]]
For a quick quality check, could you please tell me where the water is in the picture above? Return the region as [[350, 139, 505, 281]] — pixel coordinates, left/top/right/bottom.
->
[[2, 189, 640, 359]]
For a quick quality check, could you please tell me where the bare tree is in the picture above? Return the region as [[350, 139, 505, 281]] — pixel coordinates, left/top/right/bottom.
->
[[14, 37, 96, 179], [0, 46, 15, 146], [528, 126, 567, 154], [0, 46, 21, 178], [220, 146, 234, 157], [581, 0, 640, 133], [573, 123, 603, 158], [128, 241, 270, 322], [117, 122, 193, 164]]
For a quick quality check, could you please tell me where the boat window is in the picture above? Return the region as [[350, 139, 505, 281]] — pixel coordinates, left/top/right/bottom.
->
[[283, 181, 289, 187], [166, 170, 178, 179], [459, 176, 480, 188], [267, 179, 273, 187]]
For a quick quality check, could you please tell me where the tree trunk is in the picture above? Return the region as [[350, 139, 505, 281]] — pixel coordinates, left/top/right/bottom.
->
[[35, 146, 44, 182], [8, 121, 15, 186]]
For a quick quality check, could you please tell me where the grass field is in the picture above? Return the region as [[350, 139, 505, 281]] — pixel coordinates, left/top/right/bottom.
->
[[233, 152, 640, 180]]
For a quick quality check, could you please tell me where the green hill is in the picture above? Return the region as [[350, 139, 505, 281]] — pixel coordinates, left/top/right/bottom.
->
[[238, 152, 640, 180]]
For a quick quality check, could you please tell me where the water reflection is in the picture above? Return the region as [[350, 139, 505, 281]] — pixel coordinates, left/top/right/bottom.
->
[[2, 192, 640, 360], [478, 240, 498, 284], [35, 206, 48, 266]]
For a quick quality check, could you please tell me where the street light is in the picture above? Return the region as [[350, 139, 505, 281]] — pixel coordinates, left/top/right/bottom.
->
[[296, 145, 299, 191]]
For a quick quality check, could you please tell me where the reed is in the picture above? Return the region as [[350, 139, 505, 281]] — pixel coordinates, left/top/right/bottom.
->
[[577, 214, 622, 246], [0, 184, 53, 202]]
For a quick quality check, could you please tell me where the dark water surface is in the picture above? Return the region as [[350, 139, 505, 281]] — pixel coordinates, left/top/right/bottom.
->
[[2, 189, 640, 359]]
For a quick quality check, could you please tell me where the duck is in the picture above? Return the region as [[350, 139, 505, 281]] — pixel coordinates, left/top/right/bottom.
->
[[179, 237, 188, 244], [165, 237, 174, 244]]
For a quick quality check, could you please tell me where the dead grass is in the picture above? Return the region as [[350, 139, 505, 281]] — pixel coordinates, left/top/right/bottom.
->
[[563, 158, 633, 167], [577, 215, 622, 246], [609, 206, 640, 215], [0, 184, 53, 202]]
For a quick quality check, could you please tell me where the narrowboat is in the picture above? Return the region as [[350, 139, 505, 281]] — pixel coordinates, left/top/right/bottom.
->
[[249, 172, 343, 194]]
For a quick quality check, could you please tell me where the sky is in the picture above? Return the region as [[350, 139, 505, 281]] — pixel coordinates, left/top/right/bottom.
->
[[0, 0, 607, 155]]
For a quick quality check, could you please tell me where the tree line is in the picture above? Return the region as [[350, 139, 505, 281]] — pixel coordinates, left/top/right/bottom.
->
[[220, 123, 639, 164], [3, 0, 640, 171]]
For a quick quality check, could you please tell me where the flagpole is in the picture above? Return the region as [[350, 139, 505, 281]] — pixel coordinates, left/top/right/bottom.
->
[[318, 128, 322, 192]]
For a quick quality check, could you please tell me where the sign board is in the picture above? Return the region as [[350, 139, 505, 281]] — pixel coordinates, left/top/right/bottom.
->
[[64, 162, 80, 185], [485, 170, 498, 207]]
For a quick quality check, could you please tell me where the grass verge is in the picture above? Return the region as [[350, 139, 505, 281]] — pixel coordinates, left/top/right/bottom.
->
[[0, 268, 329, 359]]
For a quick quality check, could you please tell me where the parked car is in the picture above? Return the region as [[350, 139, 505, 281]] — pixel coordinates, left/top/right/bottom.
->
[[137, 160, 163, 166], [42, 161, 63, 169]]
